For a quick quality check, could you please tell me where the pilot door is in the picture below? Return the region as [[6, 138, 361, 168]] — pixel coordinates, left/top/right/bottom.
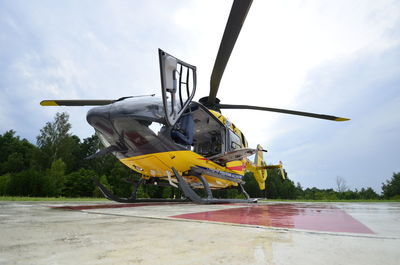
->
[[158, 49, 197, 126]]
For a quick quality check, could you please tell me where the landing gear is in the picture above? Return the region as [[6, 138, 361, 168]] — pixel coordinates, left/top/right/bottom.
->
[[92, 177, 187, 203], [93, 168, 257, 204]]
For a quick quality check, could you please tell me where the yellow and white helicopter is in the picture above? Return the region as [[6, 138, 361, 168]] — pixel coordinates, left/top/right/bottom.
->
[[40, 0, 349, 204]]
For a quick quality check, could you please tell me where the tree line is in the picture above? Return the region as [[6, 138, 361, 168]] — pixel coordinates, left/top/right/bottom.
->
[[1, 112, 399, 200]]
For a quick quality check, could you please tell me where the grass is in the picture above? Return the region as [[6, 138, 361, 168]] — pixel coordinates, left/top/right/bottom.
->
[[0, 196, 108, 201]]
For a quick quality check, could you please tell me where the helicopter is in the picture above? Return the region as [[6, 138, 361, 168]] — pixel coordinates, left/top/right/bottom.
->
[[40, 0, 349, 204]]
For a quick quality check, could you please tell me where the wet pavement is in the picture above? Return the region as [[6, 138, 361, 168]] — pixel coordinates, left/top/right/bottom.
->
[[0, 201, 399, 265]]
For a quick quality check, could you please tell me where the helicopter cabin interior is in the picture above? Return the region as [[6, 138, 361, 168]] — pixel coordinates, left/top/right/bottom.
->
[[170, 103, 246, 161]]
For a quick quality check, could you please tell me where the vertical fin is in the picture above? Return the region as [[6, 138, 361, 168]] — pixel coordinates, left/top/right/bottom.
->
[[252, 144, 267, 190]]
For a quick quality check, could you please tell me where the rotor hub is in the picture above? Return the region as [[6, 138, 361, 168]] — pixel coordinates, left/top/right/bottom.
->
[[199, 97, 221, 112]]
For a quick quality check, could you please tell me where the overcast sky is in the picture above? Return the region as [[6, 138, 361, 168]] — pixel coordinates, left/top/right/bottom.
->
[[1, 0, 399, 193]]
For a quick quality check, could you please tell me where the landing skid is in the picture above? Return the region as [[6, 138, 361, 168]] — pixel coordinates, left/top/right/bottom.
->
[[93, 168, 257, 204], [92, 177, 188, 203]]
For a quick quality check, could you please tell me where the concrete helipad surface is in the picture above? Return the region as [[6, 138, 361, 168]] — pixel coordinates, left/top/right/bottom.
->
[[0, 201, 399, 265]]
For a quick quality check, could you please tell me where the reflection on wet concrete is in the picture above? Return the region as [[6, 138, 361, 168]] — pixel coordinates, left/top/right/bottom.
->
[[171, 204, 374, 234]]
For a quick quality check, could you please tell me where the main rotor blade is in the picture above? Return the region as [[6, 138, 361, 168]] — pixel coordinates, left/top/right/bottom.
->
[[40, 100, 116, 106], [217, 104, 350, 121], [40, 94, 155, 106], [208, 0, 253, 106]]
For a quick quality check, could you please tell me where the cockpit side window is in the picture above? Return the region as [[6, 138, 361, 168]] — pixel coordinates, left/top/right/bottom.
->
[[240, 131, 248, 148], [191, 105, 226, 157], [229, 129, 242, 150]]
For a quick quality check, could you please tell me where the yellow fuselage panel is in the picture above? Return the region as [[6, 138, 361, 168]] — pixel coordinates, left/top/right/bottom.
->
[[119, 151, 242, 188]]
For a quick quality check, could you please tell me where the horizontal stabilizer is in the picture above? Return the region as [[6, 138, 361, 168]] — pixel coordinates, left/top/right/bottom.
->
[[258, 161, 285, 179]]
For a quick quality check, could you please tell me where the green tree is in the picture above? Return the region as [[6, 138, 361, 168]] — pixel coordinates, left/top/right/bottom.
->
[[243, 168, 296, 199], [46, 159, 66, 196], [0, 174, 11, 195], [59, 135, 82, 173], [278, 179, 297, 199], [161, 186, 173, 199], [342, 189, 359, 200], [304, 187, 318, 200], [62, 169, 96, 197], [295, 182, 304, 199], [6, 169, 49, 196], [36, 112, 72, 169], [0, 130, 36, 174], [264, 168, 296, 199], [225, 189, 244, 199], [108, 161, 140, 197], [325, 189, 339, 200], [243, 172, 261, 197], [358, 187, 379, 200], [3, 153, 24, 173], [382, 172, 400, 199], [136, 185, 150, 198]]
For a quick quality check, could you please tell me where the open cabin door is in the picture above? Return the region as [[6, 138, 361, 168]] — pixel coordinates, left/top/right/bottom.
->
[[158, 49, 197, 126]]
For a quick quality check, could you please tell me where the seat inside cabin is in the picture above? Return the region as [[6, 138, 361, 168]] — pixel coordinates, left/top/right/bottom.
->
[[171, 105, 226, 158]]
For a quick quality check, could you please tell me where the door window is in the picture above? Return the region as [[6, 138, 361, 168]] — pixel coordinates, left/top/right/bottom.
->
[[159, 49, 197, 126]]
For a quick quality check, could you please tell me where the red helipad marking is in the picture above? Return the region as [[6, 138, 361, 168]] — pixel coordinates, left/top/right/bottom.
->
[[171, 204, 374, 234], [52, 202, 180, 211]]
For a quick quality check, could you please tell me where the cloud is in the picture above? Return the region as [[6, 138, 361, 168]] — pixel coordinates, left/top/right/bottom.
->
[[267, 44, 400, 192]]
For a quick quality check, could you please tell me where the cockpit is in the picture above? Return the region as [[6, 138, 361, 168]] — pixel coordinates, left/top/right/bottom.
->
[[169, 103, 226, 157], [169, 102, 246, 160]]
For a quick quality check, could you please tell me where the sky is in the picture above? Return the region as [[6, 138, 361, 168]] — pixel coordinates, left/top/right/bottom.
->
[[1, 0, 399, 193]]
